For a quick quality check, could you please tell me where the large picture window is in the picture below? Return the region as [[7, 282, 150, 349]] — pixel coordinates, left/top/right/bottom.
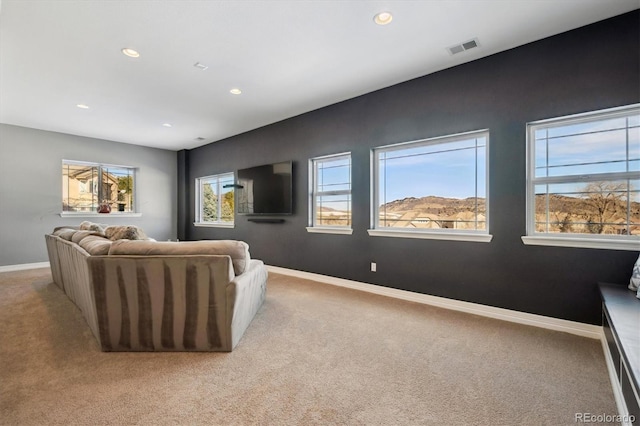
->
[[195, 173, 235, 227], [62, 160, 136, 213], [307, 153, 352, 234], [370, 130, 490, 242], [523, 104, 640, 250]]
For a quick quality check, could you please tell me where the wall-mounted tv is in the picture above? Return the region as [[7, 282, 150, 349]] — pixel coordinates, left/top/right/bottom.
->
[[236, 161, 293, 215]]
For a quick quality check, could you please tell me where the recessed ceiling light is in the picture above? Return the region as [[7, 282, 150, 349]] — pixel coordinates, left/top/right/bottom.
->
[[121, 48, 140, 58], [162, 123, 172, 128], [76, 104, 90, 109], [230, 88, 242, 95], [374, 12, 393, 25]]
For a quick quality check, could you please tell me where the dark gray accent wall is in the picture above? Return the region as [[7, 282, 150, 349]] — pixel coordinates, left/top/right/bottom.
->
[[180, 11, 640, 325], [0, 124, 177, 267], [177, 149, 189, 241]]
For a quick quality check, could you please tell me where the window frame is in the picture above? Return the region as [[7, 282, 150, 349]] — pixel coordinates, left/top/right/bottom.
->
[[60, 160, 139, 217], [368, 130, 492, 243], [307, 152, 353, 235], [194, 172, 235, 228], [522, 104, 640, 251]]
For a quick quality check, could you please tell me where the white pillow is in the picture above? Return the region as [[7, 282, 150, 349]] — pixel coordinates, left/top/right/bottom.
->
[[629, 254, 640, 299]]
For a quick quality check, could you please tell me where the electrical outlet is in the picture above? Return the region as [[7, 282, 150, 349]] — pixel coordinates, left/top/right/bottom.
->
[[371, 262, 377, 272]]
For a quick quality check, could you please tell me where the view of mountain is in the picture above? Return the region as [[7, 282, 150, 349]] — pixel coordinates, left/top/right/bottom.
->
[[380, 196, 486, 216], [316, 192, 640, 235], [376, 193, 639, 234]]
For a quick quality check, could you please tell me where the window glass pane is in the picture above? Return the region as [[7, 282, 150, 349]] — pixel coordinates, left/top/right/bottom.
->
[[534, 129, 547, 141], [376, 134, 486, 232], [62, 161, 136, 213], [220, 174, 235, 223], [311, 154, 352, 228], [62, 163, 98, 212], [547, 117, 627, 138], [198, 173, 234, 224], [630, 125, 640, 173], [383, 137, 478, 161], [534, 138, 548, 177], [534, 113, 640, 178], [201, 180, 219, 222], [102, 166, 134, 213], [534, 179, 639, 235], [529, 106, 640, 241], [315, 194, 351, 226], [318, 157, 350, 193], [545, 130, 627, 176]]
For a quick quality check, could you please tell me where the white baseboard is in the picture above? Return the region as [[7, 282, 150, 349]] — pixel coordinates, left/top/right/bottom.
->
[[267, 265, 603, 340], [0, 261, 50, 273], [1, 262, 602, 339]]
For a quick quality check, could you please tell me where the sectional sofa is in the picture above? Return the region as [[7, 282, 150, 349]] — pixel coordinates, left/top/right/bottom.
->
[[45, 225, 268, 351]]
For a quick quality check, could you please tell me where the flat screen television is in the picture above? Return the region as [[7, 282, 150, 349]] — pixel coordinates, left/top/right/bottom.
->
[[236, 161, 293, 215]]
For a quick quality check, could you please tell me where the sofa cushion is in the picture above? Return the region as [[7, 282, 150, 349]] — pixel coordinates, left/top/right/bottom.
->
[[108, 240, 251, 275], [78, 235, 112, 255], [104, 225, 148, 241], [71, 230, 104, 244], [53, 228, 77, 241]]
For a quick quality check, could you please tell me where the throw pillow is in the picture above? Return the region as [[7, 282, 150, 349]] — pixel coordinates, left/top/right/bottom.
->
[[629, 253, 640, 299], [104, 225, 148, 241], [80, 221, 106, 234]]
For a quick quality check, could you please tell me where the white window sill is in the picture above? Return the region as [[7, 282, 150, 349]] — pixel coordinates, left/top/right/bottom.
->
[[194, 222, 235, 229], [521, 235, 640, 251], [60, 212, 142, 218], [367, 229, 493, 243], [306, 227, 353, 235]]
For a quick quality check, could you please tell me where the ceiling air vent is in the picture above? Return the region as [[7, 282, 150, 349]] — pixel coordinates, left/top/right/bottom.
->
[[447, 38, 480, 55]]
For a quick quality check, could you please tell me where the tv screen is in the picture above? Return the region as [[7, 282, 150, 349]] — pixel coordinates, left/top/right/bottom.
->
[[236, 161, 293, 215]]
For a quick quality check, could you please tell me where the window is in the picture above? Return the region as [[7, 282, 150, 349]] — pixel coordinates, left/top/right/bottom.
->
[[523, 104, 640, 250], [369, 130, 491, 242], [195, 172, 235, 227], [62, 160, 136, 213], [307, 153, 352, 234]]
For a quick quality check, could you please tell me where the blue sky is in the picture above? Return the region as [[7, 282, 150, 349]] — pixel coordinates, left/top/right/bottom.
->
[[535, 117, 639, 177], [315, 114, 639, 210], [378, 137, 486, 202], [533, 115, 639, 202]]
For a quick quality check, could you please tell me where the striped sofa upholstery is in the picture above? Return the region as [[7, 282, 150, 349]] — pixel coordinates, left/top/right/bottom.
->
[[45, 232, 267, 352]]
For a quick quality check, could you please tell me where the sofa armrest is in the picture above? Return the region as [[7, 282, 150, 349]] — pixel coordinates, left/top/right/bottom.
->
[[226, 259, 268, 350]]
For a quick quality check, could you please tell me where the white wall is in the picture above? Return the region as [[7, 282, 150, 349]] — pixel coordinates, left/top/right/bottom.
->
[[0, 124, 177, 267]]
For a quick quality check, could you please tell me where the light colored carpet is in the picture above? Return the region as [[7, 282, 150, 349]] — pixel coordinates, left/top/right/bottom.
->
[[0, 268, 617, 425]]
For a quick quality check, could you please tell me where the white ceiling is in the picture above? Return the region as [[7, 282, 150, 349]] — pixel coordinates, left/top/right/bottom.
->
[[1, 1, 638, 151]]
